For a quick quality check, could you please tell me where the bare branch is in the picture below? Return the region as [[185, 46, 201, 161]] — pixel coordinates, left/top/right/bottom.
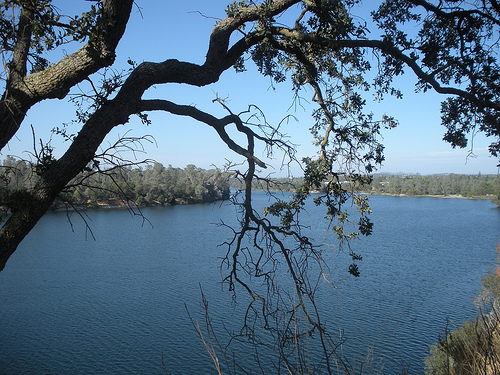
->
[[138, 99, 267, 168]]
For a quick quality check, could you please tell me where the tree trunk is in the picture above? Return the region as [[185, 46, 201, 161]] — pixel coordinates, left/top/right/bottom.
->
[[0, 0, 134, 152]]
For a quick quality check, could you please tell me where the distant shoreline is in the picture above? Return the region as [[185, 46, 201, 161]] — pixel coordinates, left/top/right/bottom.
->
[[251, 189, 500, 206], [0, 196, 229, 216], [365, 192, 495, 200], [1, 191, 497, 218], [342, 191, 499, 205]]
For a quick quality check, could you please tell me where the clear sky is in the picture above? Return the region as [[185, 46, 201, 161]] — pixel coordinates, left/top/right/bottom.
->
[[3, 0, 499, 176]]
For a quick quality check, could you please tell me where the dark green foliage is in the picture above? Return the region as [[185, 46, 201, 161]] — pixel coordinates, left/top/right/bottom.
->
[[0, 0, 102, 77], [372, 0, 500, 164], [64, 162, 230, 207], [0, 157, 33, 216], [0, 158, 229, 211]]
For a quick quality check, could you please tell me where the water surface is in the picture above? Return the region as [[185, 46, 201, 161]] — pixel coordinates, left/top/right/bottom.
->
[[0, 193, 499, 374]]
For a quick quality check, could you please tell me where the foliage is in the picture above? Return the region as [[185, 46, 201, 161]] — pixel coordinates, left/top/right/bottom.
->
[[372, 0, 500, 158], [0, 0, 499, 373], [231, 173, 500, 202], [365, 174, 500, 201], [0, 158, 229, 210], [425, 244, 500, 375], [0, 0, 107, 78]]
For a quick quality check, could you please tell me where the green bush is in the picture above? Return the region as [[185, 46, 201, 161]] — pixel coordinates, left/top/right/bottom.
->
[[425, 267, 500, 375]]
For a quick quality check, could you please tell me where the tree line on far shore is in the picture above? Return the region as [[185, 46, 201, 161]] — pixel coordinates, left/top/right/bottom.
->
[[231, 173, 500, 204], [0, 156, 230, 210], [3, 155, 498, 211], [366, 173, 500, 201]]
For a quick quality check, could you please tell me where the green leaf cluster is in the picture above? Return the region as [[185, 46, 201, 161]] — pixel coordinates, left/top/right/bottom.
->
[[0, 0, 102, 75], [373, 0, 500, 162]]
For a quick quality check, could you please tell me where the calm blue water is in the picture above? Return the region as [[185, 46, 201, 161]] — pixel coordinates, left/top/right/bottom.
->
[[0, 193, 499, 374]]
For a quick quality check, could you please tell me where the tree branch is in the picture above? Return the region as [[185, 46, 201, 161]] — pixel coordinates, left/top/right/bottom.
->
[[407, 0, 500, 27], [270, 26, 500, 110], [205, 0, 301, 67], [9, 5, 33, 80], [0, 0, 134, 152], [139, 99, 267, 168]]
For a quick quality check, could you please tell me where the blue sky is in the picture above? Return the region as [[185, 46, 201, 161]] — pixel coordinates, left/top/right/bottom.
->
[[4, 0, 499, 176]]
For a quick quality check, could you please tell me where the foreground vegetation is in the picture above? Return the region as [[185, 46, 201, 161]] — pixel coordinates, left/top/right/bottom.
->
[[425, 243, 500, 375], [0, 157, 230, 211]]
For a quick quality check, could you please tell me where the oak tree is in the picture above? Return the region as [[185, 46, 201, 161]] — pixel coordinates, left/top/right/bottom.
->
[[0, 0, 499, 372]]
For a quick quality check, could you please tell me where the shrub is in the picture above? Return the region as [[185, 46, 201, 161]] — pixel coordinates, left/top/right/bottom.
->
[[425, 258, 500, 375]]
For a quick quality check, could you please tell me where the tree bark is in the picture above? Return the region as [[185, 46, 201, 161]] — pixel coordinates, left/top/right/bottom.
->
[[0, 59, 225, 270], [0, 0, 307, 271], [0, 0, 134, 152]]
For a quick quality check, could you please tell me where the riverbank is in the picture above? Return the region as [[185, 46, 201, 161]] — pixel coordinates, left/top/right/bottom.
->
[[0, 196, 230, 219], [50, 195, 229, 210], [363, 191, 500, 205], [366, 191, 497, 199]]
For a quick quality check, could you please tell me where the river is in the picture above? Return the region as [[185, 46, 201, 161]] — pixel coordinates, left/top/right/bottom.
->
[[0, 192, 499, 374]]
